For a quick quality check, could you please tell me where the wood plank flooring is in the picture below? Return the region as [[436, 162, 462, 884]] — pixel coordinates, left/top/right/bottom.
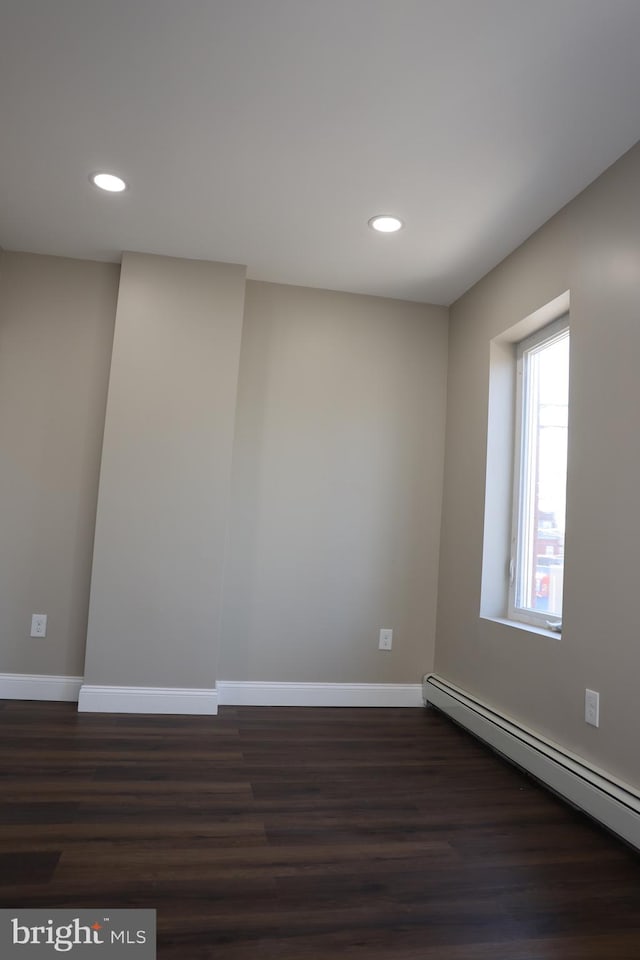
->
[[0, 700, 639, 958]]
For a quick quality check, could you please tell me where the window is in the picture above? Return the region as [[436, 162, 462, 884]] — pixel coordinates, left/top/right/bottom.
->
[[509, 315, 569, 630]]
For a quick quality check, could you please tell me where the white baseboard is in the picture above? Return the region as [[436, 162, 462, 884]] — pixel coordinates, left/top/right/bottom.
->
[[0, 675, 417, 711], [217, 681, 423, 707], [423, 673, 640, 851], [78, 684, 218, 715], [0, 672, 83, 702]]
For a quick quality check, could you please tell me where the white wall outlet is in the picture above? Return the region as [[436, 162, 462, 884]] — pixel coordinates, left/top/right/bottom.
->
[[30, 614, 47, 638], [378, 628, 393, 651], [585, 688, 600, 727]]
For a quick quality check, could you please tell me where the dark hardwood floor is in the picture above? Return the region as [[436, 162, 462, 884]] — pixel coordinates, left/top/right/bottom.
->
[[0, 700, 639, 959]]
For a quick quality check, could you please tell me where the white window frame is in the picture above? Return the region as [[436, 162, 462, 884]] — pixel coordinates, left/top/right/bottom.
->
[[508, 314, 569, 631]]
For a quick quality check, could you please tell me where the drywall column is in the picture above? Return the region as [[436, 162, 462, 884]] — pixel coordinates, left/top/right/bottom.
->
[[80, 253, 246, 714]]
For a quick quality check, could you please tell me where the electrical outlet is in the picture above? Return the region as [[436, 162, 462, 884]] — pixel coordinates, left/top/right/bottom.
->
[[30, 614, 47, 638], [585, 688, 600, 727], [379, 628, 393, 651]]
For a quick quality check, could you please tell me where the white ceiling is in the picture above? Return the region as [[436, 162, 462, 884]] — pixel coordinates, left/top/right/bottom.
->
[[1, 0, 640, 305]]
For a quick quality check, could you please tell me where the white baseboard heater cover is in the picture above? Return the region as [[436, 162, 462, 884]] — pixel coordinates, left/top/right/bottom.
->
[[423, 674, 640, 851]]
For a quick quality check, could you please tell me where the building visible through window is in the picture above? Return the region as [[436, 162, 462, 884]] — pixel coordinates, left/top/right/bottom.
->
[[509, 316, 569, 630]]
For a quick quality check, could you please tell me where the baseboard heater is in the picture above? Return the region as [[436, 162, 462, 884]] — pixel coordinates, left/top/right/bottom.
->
[[423, 674, 640, 851]]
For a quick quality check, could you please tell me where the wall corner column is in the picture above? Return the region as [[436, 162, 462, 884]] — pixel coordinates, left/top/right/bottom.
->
[[81, 253, 246, 714]]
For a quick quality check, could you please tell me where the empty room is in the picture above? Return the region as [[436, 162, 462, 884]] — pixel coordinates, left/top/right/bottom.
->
[[1, 2, 640, 957]]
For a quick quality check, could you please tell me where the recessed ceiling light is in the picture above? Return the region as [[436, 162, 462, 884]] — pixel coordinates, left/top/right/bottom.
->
[[368, 215, 403, 233], [91, 172, 127, 193]]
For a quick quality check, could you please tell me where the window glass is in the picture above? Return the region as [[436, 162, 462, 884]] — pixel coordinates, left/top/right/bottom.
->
[[511, 319, 569, 628]]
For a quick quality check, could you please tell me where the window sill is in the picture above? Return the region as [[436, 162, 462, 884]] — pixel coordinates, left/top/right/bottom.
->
[[482, 616, 562, 640]]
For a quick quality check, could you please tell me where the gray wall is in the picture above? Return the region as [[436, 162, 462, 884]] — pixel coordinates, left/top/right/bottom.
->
[[83, 253, 246, 689], [219, 281, 448, 682], [0, 252, 118, 677], [435, 141, 640, 790], [1, 255, 447, 692]]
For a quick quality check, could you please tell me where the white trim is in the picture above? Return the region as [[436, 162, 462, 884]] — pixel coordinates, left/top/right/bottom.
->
[[483, 616, 560, 641], [217, 681, 423, 707], [423, 673, 640, 851], [78, 684, 218, 715], [0, 672, 83, 702]]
